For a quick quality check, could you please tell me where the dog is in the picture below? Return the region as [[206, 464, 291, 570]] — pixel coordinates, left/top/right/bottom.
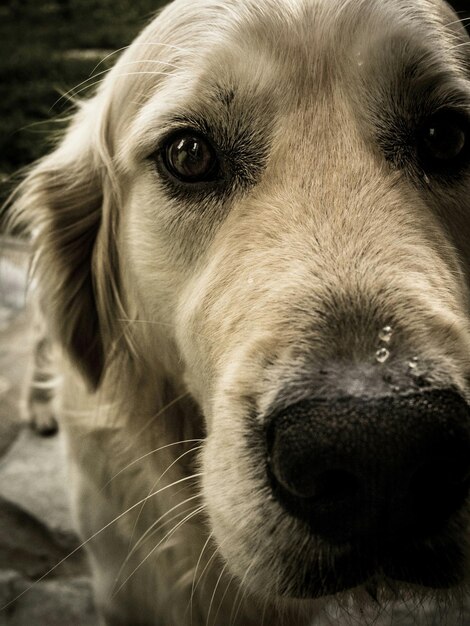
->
[[9, 0, 470, 624]]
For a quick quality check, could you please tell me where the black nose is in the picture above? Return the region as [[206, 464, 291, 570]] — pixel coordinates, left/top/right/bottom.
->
[[267, 388, 470, 543]]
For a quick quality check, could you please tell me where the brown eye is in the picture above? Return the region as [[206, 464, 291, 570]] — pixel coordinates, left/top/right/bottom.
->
[[163, 132, 218, 182], [417, 109, 468, 169]]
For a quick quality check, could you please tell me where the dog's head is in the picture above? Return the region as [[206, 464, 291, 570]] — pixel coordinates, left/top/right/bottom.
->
[[12, 0, 470, 610]]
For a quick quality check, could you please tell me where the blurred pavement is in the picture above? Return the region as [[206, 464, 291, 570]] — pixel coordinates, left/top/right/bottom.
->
[[0, 237, 98, 626]]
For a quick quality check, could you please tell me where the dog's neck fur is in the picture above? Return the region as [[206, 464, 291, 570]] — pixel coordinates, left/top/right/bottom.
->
[[59, 358, 315, 625]]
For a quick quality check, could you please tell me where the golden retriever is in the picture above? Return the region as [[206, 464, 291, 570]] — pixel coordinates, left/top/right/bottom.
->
[[9, 0, 470, 624]]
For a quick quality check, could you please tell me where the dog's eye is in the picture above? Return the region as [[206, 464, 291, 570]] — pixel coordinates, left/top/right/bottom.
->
[[417, 110, 469, 171], [162, 132, 219, 183]]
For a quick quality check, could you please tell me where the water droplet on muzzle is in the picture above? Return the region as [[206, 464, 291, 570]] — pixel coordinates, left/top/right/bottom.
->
[[375, 347, 390, 363]]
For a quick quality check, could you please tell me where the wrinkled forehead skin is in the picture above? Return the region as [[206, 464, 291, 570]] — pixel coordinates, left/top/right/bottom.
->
[[107, 0, 470, 414]]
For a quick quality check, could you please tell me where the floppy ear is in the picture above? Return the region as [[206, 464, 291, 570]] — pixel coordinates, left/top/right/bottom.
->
[[9, 2, 190, 390], [10, 96, 123, 390]]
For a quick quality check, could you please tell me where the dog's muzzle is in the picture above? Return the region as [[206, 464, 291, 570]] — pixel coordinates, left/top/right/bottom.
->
[[266, 387, 470, 544]]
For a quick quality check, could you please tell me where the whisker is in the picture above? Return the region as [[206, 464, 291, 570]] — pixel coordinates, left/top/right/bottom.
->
[[11, 115, 74, 138], [126, 444, 203, 554], [193, 543, 221, 599], [101, 435, 201, 490], [451, 40, 470, 49], [113, 494, 200, 590], [131, 392, 192, 442], [91, 41, 190, 74], [91, 40, 193, 75], [444, 16, 470, 28], [51, 68, 111, 109], [56, 69, 171, 108], [113, 505, 205, 596], [53, 78, 108, 105], [229, 560, 256, 626], [0, 472, 202, 612], [206, 561, 229, 626], [190, 531, 215, 624], [212, 571, 236, 626], [90, 45, 131, 74], [134, 494, 200, 552], [53, 60, 177, 110]]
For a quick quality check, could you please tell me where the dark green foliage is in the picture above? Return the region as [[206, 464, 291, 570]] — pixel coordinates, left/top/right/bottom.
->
[[0, 0, 169, 210]]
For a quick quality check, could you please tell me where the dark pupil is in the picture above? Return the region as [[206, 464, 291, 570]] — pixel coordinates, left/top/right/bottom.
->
[[169, 136, 213, 180], [421, 114, 466, 162]]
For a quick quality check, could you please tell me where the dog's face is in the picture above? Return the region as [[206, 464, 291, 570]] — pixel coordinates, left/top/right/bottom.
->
[[15, 0, 470, 609]]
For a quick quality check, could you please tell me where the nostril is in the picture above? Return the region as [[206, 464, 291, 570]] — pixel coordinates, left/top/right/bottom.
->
[[270, 448, 363, 504], [409, 455, 470, 526], [410, 454, 470, 492], [311, 469, 361, 502], [271, 462, 361, 503]]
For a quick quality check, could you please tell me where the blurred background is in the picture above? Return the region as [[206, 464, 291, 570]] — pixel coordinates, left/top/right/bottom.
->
[[0, 0, 169, 211], [0, 2, 470, 625]]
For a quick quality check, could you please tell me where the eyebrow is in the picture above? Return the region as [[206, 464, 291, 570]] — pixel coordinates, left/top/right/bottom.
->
[[213, 86, 237, 108], [127, 83, 246, 164], [362, 35, 470, 120]]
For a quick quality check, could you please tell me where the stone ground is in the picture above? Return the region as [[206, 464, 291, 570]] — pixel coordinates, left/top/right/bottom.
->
[[0, 237, 99, 626], [0, 236, 470, 626]]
